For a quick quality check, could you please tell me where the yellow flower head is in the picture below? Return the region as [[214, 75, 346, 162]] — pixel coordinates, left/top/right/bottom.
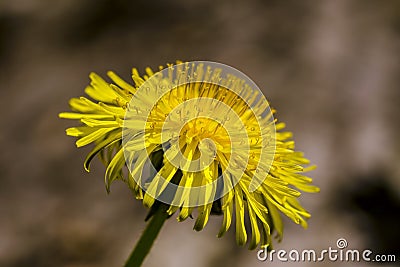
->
[[60, 61, 319, 250]]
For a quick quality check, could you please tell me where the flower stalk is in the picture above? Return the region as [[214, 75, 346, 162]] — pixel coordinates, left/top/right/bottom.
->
[[124, 204, 169, 267]]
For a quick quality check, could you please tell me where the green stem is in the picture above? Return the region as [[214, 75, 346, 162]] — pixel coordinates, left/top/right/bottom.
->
[[124, 206, 168, 267]]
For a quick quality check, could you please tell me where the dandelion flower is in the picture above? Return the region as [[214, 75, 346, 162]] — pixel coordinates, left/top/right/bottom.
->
[[60, 61, 319, 252]]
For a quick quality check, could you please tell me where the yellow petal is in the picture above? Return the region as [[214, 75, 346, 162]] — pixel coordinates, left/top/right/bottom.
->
[[177, 206, 193, 222], [131, 68, 145, 87], [235, 188, 247, 246], [248, 204, 261, 250], [81, 118, 120, 128], [217, 195, 233, 237], [59, 112, 113, 120], [193, 203, 212, 231], [84, 130, 121, 171], [143, 160, 178, 208], [66, 126, 96, 137], [105, 148, 125, 192], [266, 201, 283, 240], [107, 71, 137, 94], [76, 127, 118, 147]]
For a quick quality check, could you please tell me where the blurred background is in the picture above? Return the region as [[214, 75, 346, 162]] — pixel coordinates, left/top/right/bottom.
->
[[1, 0, 399, 266]]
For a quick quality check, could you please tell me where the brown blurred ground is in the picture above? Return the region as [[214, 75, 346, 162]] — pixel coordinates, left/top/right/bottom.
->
[[1, 0, 399, 266]]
